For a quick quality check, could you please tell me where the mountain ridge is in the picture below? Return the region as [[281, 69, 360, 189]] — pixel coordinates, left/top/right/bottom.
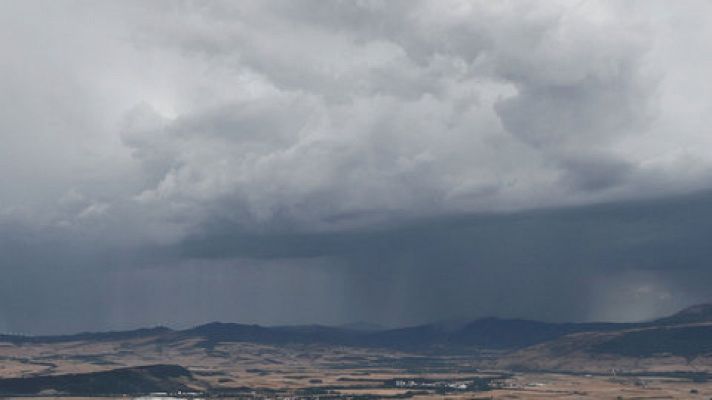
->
[[4, 304, 712, 354]]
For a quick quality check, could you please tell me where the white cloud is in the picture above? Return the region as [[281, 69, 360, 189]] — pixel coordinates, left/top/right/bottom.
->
[[1, 0, 711, 241]]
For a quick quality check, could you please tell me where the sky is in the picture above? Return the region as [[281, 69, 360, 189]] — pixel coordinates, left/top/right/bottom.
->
[[1, 1, 712, 334]]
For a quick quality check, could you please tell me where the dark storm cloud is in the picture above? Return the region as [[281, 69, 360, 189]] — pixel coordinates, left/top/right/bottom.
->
[[558, 155, 635, 192], [2, 190, 712, 334], [1, 1, 712, 333], [174, 190, 712, 324], [495, 76, 651, 149]]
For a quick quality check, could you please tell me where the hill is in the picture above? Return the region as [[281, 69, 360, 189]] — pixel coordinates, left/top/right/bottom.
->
[[0, 364, 195, 395], [5, 305, 712, 354], [651, 304, 712, 326], [494, 306, 712, 372], [168, 318, 637, 352], [4, 304, 712, 372]]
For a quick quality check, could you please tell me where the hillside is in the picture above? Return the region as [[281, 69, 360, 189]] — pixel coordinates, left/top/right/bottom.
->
[[0, 364, 195, 395], [0, 315, 644, 352], [651, 304, 712, 326], [2, 305, 712, 396], [495, 310, 712, 373], [4, 304, 712, 376]]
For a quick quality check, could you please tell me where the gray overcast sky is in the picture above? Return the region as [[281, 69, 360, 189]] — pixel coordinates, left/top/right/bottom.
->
[[1, 1, 712, 334]]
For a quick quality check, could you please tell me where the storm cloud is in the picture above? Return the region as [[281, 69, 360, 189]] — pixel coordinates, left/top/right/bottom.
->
[[1, 1, 712, 333]]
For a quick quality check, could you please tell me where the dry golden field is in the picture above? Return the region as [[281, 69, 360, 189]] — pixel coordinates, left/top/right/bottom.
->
[[2, 332, 712, 399]]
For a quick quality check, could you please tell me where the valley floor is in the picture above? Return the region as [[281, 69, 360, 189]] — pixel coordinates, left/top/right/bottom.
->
[[3, 372, 712, 400], [3, 334, 712, 398]]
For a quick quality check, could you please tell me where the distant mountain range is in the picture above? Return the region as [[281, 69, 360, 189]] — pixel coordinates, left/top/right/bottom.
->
[[4, 304, 712, 358], [2, 303, 712, 395]]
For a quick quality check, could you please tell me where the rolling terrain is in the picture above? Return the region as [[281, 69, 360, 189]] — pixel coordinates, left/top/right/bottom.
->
[[496, 304, 712, 373], [0, 365, 194, 395], [3, 305, 712, 397]]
